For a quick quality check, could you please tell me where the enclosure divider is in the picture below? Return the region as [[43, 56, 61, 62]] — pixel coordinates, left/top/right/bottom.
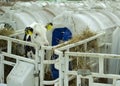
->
[[89, 76, 93, 86], [54, 49, 64, 86], [35, 46, 40, 86], [113, 77, 117, 86], [59, 50, 64, 86], [7, 39, 12, 54], [64, 53, 69, 86], [0, 54, 4, 83], [39, 48, 45, 86], [77, 75, 81, 86], [99, 56, 104, 74]]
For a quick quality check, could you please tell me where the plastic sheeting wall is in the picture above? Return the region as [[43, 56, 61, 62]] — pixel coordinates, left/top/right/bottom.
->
[[52, 10, 120, 36]]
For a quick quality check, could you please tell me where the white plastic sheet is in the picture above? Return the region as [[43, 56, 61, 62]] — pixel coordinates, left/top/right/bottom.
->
[[52, 11, 88, 36], [109, 27, 120, 74], [52, 10, 119, 37], [0, 84, 7, 86]]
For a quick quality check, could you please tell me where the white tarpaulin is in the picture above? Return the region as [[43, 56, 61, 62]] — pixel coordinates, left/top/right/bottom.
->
[[109, 27, 120, 74], [0, 84, 6, 86], [52, 10, 119, 36], [52, 11, 89, 36]]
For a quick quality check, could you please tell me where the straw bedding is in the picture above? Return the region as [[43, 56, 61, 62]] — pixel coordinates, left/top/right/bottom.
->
[[0, 27, 14, 48], [0, 2, 14, 6], [69, 28, 98, 71], [55, 28, 98, 70]]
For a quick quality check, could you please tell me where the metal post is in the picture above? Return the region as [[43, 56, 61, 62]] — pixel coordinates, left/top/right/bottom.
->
[[99, 57, 104, 74], [35, 47, 40, 86], [59, 51, 64, 86], [7, 39, 12, 54], [77, 75, 81, 86], [64, 54, 69, 86], [89, 76, 93, 86], [40, 49, 45, 86], [84, 43, 87, 52], [0, 53, 4, 83], [113, 78, 117, 86]]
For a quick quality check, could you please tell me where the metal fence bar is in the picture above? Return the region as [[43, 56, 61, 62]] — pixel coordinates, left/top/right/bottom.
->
[[0, 30, 115, 86], [2, 52, 35, 64], [65, 52, 120, 59], [67, 71, 120, 79], [7, 39, 12, 54], [0, 35, 62, 86], [3, 60, 15, 66], [58, 32, 105, 51], [39, 48, 63, 86], [113, 78, 117, 86], [99, 57, 104, 74], [34, 47, 40, 86], [43, 59, 59, 64], [77, 75, 81, 86], [64, 54, 69, 86], [43, 79, 59, 85], [40, 49, 45, 86], [0, 35, 37, 48], [59, 50, 64, 86], [0, 35, 39, 86], [0, 54, 4, 83], [89, 76, 93, 86], [64, 51, 120, 86]]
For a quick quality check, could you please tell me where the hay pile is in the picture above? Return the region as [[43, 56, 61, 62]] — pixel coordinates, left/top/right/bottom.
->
[[55, 28, 98, 51], [0, 8, 5, 14], [69, 29, 98, 71], [55, 28, 98, 71], [0, 2, 14, 6], [0, 28, 14, 35], [69, 28, 97, 52], [0, 27, 14, 48]]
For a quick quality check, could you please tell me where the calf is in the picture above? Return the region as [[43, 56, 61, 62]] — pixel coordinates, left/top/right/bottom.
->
[[24, 22, 49, 58]]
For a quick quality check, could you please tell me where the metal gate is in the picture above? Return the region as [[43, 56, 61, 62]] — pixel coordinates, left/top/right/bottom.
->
[[1, 27, 120, 86]]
